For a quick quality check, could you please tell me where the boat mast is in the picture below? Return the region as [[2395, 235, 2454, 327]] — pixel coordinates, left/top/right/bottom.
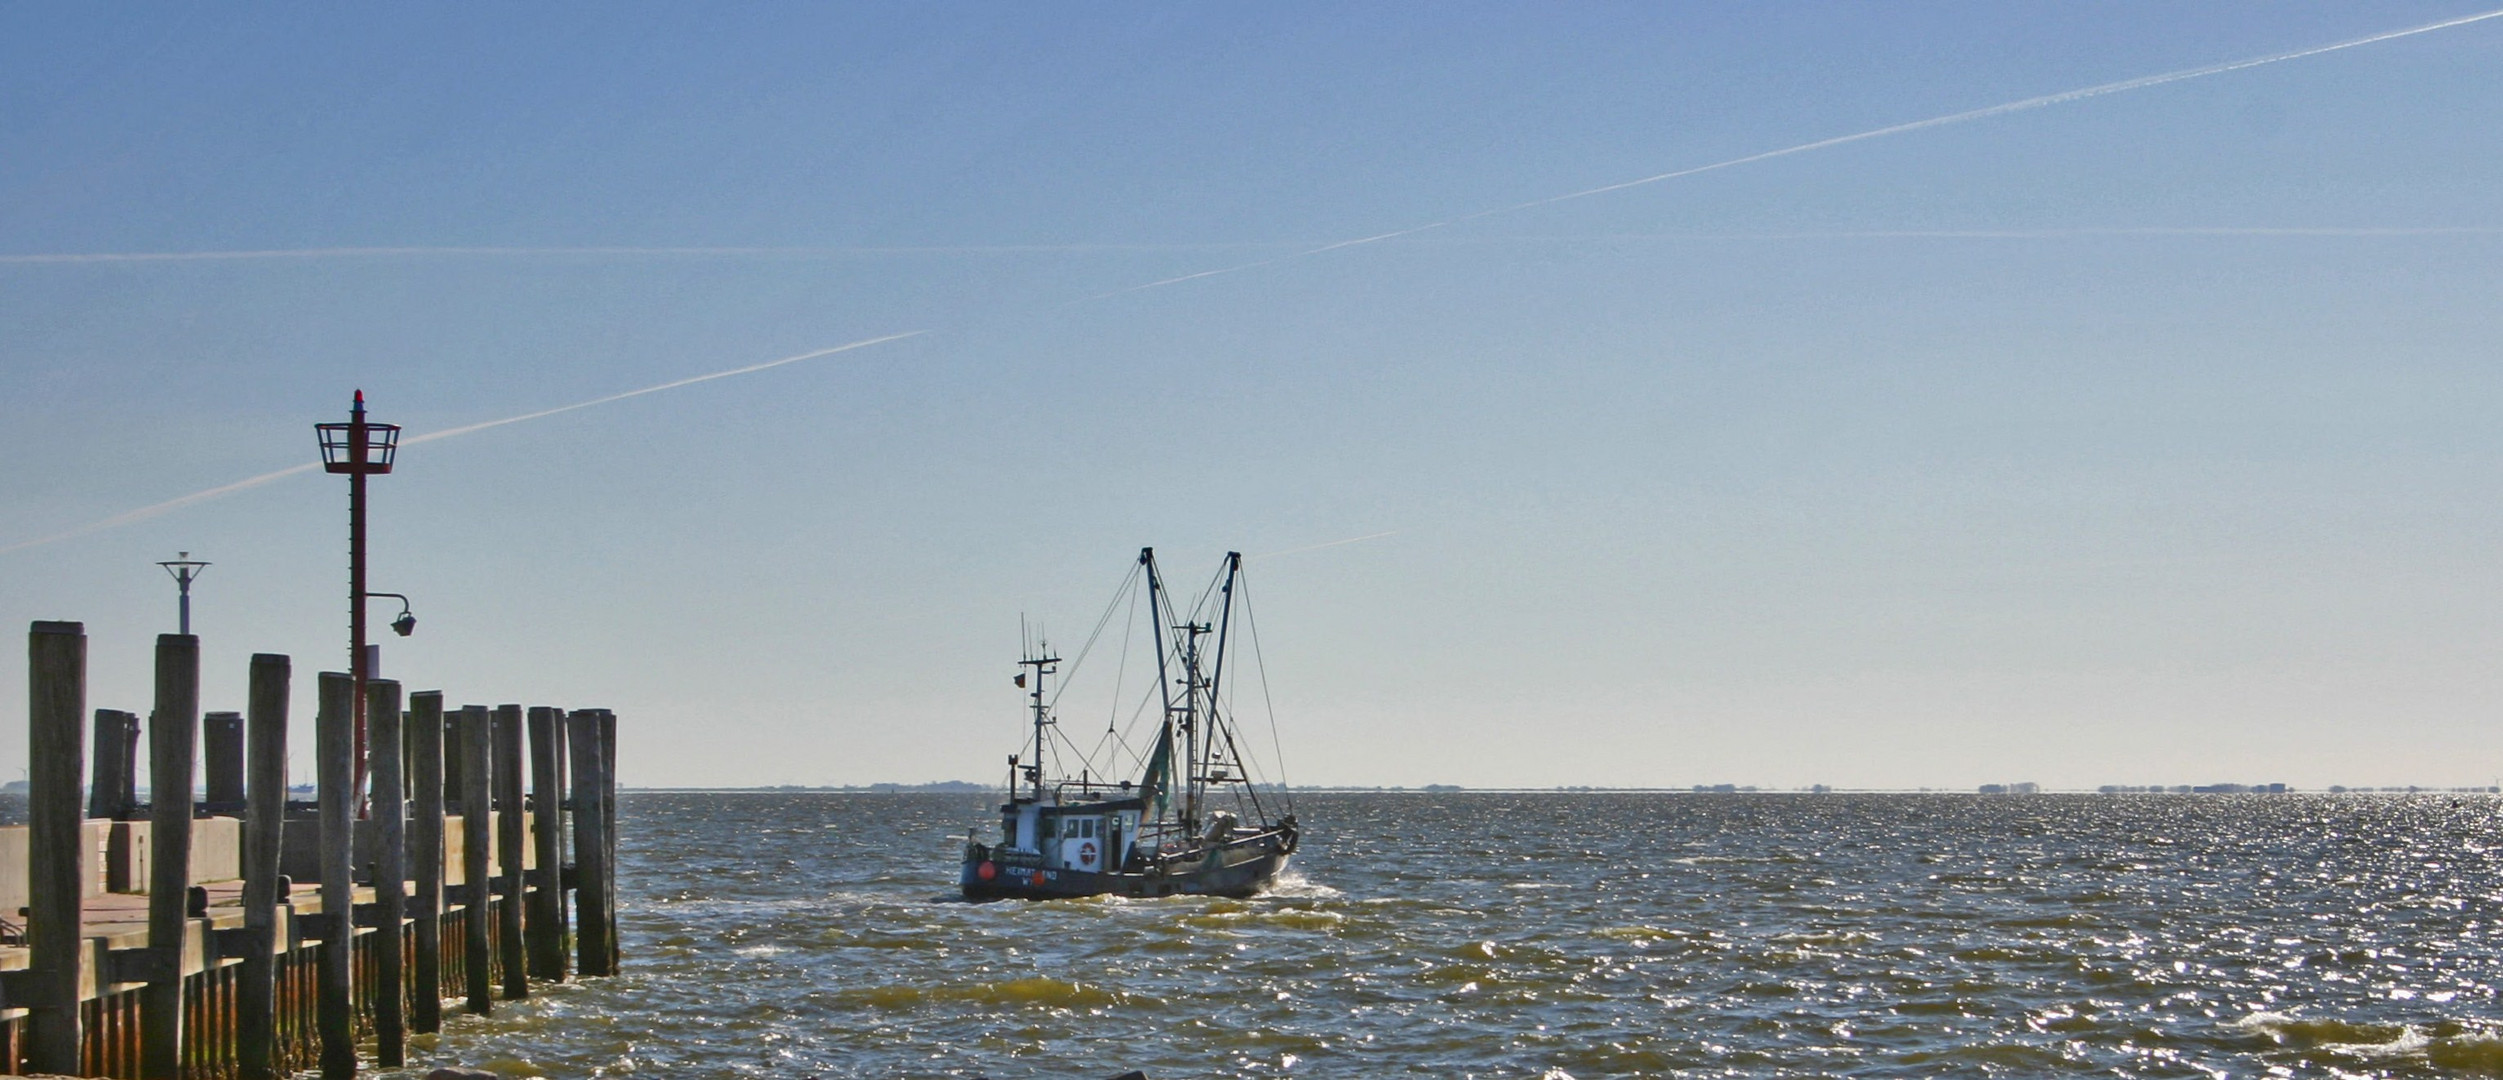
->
[[1202, 552, 1275, 823], [1182, 617, 1209, 830], [1141, 549, 1180, 825], [1021, 634, 1058, 804], [1203, 552, 1240, 780]]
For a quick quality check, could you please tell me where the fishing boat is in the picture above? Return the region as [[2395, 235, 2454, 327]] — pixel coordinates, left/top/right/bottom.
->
[[960, 548, 1298, 900]]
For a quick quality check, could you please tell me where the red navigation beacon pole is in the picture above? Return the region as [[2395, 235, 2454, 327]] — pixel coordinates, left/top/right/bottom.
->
[[318, 391, 400, 815]]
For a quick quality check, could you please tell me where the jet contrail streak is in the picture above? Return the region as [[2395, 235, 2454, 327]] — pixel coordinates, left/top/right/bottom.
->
[[1373, 225, 2503, 246], [401, 331, 928, 447], [0, 464, 322, 557], [1496, 7, 2503, 215], [15, 226, 2488, 269], [1248, 531, 1400, 561], [0, 331, 930, 557], [0, 243, 1301, 264], [1079, 7, 2503, 303]]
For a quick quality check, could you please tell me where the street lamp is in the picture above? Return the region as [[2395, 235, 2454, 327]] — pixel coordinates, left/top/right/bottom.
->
[[156, 551, 210, 635], [317, 390, 401, 811], [367, 591, 417, 637]]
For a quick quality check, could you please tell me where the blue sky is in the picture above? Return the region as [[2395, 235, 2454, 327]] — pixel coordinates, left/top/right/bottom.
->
[[5, 3, 2502, 789]]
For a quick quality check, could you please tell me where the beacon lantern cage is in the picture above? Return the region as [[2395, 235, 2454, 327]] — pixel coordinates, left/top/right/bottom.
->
[[316, 390, 399, 474]]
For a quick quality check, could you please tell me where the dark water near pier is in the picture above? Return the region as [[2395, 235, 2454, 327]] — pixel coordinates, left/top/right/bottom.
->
[[383, 792, 2503, 1078]]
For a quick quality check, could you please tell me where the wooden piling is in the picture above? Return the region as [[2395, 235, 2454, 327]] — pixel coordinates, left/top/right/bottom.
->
[[27, 621, 87, 1075], [204, 709, 246, 812], [552, 707, 571, 959], [87, 709, 139, 820], [367, 679, 406, 1066], [315, 671, 357, 1078], [238, 653, 289, 1080], [15, 616, 621, 1078], [493, 705, 527, 999], [526, 706, 567, 980], [567, 709, 614, 977], [600, 710, 620, 974], [458, 704, 494, 1015], [408, 691, 446, 1036], [143, 633, 199, 1080], [441, 708, 463, 806]]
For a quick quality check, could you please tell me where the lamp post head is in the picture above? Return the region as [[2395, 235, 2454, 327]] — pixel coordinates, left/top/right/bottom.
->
[[157, 551, 210, 583], [318, 391, 400, 474]]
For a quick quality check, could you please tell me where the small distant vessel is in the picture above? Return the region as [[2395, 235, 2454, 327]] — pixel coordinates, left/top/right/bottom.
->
[[960, 548, 1298, 900]]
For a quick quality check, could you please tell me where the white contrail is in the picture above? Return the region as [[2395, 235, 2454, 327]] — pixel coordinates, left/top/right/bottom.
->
[[1249, 531, 1399, 561], [1077, 6, 2503, 302], [0, 331, 929, 557], [1381, 225, 2503, 245], [1824, 226, 2503, 238], [400, 331, 927, 446], [1495, 7, 2503, 214], [14, 226, 2488, 269], [0, 242, 1301, 265], [0, 463, 323, 557]]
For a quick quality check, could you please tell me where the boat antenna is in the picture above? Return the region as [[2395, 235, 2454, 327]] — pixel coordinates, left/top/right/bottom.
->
[[1020, 617, 1059, 804]]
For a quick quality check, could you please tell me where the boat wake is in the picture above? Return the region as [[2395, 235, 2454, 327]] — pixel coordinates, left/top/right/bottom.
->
[[2230, 1011, 2503, 1069], [1259, 870, 1342, 900]]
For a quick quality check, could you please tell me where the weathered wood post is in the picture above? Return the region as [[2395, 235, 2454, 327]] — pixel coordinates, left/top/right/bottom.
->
[[89, 708, 139, 819], [238, 653, 289, 1080], [143, 632, 199, 1080], [205, 709, 246, 812], [367, 679, 406, 1066], [600, 709, 620, 973], [459, 704, 494, 1015], [316, 671, 357, 1078], [567, 709, 614, 977], [548, 711, 568, 957], [408, 691, 445, 1035], [493, 705, 527, 999], [526, 706, 567, 980], [26, 621, 87, 1074]]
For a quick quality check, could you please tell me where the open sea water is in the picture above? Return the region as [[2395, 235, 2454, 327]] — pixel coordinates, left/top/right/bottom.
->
[[372, 791, 2503, 1079]]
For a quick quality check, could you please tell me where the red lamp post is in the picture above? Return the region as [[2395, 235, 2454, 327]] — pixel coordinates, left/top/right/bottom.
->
[[317, 391, 401, 812]]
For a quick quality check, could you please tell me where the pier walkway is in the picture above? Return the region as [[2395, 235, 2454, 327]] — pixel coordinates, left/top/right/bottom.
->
[[11, 622, 623, 1079]]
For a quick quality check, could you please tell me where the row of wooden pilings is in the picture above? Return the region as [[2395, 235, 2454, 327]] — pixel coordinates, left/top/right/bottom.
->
[[12, 621, 622, 1078]]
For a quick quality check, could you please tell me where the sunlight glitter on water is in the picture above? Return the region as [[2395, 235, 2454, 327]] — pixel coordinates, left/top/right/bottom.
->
[[365, 792, 2503, 1078]]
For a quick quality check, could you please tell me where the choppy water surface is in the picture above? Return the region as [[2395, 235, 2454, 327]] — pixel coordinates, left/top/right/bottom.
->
[[386, 792, 2503, 1078]]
